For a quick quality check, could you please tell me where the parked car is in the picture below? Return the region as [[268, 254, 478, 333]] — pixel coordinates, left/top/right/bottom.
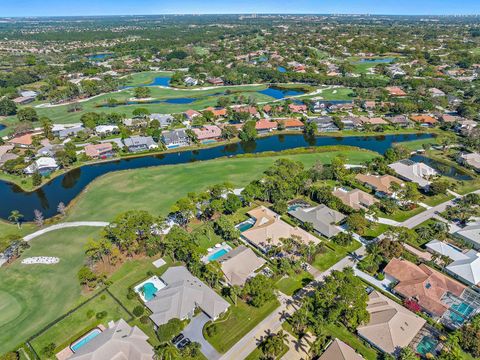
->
[[177, 338, 191, 349], [172, 333, 184, 345]]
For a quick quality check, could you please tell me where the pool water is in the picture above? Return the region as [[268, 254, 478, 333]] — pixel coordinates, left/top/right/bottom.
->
[[288, 205, 303, 212], [416, 336, 438, 356], [208, 248, 229, 261], [202, 139, 218, 145], [142, 282, 159, 301], [450, 302, 475, 324], [71, 329, 102, 352], [237, 220, 254, 232]]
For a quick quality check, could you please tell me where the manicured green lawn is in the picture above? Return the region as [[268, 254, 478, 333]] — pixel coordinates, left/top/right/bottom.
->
[[205, 298, 280, 353], [312, 241, 361, 271], [0, 227, 102, 354], [65, 150, 378, 222], [422, 193, 454, 207], [361, 223, 390, 240], [322, 323, 379, 360], [315, 87, 354, 100], [275, 271, 313, 296], [395, 137, 439, 151], [376, 206, 426, 223], [122, 71, 173, 86], [29, 291, 131, 357], [0, 221, 36, 251]]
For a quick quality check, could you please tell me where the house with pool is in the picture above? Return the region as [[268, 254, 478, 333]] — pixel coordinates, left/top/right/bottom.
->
[[145, 266, 230, 327], [217, 245, 266, 286], [384, 258, 480, 328], [240, 206, 320, 252], [66, 319, 154, 360], [357, 290, 426, 356]]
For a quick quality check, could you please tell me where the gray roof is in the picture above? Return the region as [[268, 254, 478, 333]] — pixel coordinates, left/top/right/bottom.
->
[[58, 125, 85, 138], [288, 204, 345, 238], [123, 136, 156, 148], [455, 223, 480, 248], [162, 129, 189, 145], [149, 114, 174, 128], [68, 319, 154, 360], [146, 266, 229, 326]]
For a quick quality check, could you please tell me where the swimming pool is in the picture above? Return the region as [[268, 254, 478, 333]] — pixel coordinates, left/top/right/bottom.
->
[[71, 328, 102, 352], [237, 219, 255, 232], [416, 336, 438, 356], [142, 282, 159, 301], [208, 248, 230, 261], [450, 302, 475, 324], [202, 139, 218, 145]]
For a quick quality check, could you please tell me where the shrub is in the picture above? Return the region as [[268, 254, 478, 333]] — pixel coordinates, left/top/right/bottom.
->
[[206, 324, 218, 337], [133, 305, 144, 317], [100, 294, 106, 301], [96, 311, 107, 319], [126, 287, 136, 300], [42, 343, 56, 357], [157, 318, 184, 341], [376, 273, 385, 281], [140, 315, 150, 324], [86, 309, 95, 318]]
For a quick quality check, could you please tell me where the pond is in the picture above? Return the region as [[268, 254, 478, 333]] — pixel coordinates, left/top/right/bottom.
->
[[0, 124, 6, 131], [410, 154, 473, 181], [354, 57, 395, 64], [86, 53, 113, 60], [100, 87, 305, 108], [0, 133, 432, 221], [258, 87, 305, 99], [277, 66, 287, 73]]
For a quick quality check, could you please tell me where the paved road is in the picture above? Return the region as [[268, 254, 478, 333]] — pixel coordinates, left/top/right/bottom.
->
[[23, 221, 109, 241], [219, 243, 366, 360], [400, 199, 456, 229], [183, 313, 221, 360]]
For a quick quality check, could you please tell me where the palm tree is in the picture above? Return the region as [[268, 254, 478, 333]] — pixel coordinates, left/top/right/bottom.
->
[[154, 344, 178, 360], [8, 210, 23, 229]]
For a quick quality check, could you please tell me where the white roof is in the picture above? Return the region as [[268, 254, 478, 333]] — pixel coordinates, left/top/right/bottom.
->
[[36, 157, 58, 167], [95, 125, 119, 133], [446, 251, 480, 286], [388, 160, 437, 187], [425, 240, 470, 261], [455, 224, 480, 247]]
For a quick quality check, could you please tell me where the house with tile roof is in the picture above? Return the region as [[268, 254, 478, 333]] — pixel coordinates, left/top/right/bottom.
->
[[146, 266, 230, 327], [319, 338, 364, 360], [357, 291, 426, 355], [217, 245, 266, 286], [288, 204, 345, 238], [68, 319, 154, 360], [332, 188, 378, 211], [192, 125, 222, 141], [355, 173, 404, 198], [242, 206, 320, 251], [383, 258, 466, 318]]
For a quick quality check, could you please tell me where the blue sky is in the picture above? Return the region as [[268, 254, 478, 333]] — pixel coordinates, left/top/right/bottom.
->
[[3, 0, 480, 17]]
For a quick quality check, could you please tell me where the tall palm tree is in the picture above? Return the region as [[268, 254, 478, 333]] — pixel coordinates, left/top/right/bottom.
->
[[8, 210, 23, 229]]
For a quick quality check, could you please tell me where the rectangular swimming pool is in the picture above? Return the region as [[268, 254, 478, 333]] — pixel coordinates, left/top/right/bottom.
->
[[450, 302, 475, 324], [236, 219, 255, 232], [71, 328, 102, 352], [416, 336, 438, 356], [208, 248, 229, 261]]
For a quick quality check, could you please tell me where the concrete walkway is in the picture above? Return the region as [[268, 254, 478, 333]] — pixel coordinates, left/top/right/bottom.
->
[[23, 221, 109, 241], [353, 266, 392, 291]]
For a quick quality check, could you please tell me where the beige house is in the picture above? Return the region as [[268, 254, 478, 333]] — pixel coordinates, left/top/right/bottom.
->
[[68, 319, 154, 360], [332, 188, 378, 211], [242, 206, 319, 251], [218, 245, 266, 286], [355, 173, 404, 197], [357, 291, 426, 355], [319, 338, 364, 360]]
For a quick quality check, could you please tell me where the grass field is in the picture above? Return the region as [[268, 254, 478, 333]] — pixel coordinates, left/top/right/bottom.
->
[[29, 291, 131, 357], [376, 205, 426, 223], [275, 271, 313, 296], [65, 150, 378, 222], [3, 84, 270, 127], [122, 71, 173, 87], [312, 241, 361, 271], [205, 298, 280, 353], [0, 227, 102, 354], [322, 323, 379, 360]]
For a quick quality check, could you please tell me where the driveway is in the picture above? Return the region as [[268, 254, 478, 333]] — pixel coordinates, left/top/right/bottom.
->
[[183, 312, 221, 360]]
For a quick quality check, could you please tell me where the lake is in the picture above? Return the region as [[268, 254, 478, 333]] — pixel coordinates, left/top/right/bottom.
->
[[0, 133, 433, 221]]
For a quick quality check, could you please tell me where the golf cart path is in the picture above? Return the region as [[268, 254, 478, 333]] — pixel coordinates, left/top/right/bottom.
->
[[23, 221, 109, 241]]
